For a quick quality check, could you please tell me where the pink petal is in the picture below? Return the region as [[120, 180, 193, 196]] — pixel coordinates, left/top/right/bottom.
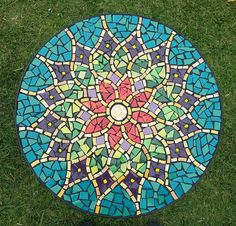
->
[[117, 77, 132, 100], [83, 101, 106, 113], [85, 117, 110, 134], [124, 122, 141, 143], [107, 125, 123, 149], [132, 111, 154, 123], [130, 91, 151, 107], [99, 80, 116, 104]]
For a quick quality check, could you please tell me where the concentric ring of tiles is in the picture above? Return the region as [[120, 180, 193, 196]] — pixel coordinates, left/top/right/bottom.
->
[[16, 14, 222, 217]]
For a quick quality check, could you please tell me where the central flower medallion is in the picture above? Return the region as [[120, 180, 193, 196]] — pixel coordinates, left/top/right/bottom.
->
[[110, 103, 127, 121]]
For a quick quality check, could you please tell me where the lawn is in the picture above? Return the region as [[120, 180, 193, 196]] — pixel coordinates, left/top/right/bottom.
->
[[0, 0, 236, 225]]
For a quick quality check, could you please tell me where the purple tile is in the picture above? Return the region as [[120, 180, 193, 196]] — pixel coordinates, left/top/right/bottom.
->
[[75, 44, 91, 65], [97, 32, 118, 57], [49, 141, 69, 158], [176, 117, 198, 135], [125, 35, 144, 58], [37, 113, 62, 133], [39, 88, 63, 106], [70, 159, 88, 183], [51, 64, 73, 82], [150, 46, 166, 64], [96, 171, 114, 194], [122, 171, 142, 198], [149, 161, 165, 180]]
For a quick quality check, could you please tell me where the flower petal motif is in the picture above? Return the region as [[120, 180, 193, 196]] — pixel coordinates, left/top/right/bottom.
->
[[117, 77, 132, 100], [107, 125, 123, 149], [82, 100, 106, 113], [99, 80, 116, 104], [85, 116, 110, 134], [130, 147, 147, 174], [124, 122, 141, 143], [130, 54, 149, 78], [53, 101, 81, 118], [92, 52, 111, 78], [158, 105, 184, 121], [130, 91, 152, 107], [57, 121, 83, 140], [154, 85, 181, 103], [113, 48, 129, 74], [75, 64, 96, 87], [132, 111, 154, 123], [71, 137, 93, 160], [89, 147, 108, 175], [110, 150, 129, 179], [143, 137, 167, 160], [145, 66, 166, 88]]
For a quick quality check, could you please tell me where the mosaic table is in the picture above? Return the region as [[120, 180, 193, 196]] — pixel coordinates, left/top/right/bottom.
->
[[16, 14, 222, 217]]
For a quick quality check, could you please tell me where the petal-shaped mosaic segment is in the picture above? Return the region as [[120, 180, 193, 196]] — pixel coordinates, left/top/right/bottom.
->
[[63, 180, 97, 213], [70, 16, 103, 48], [38, 30, 72, 62], [19, 131, 51, 163], [21, 58, 53, 92], [105, 15, 139, 42], [140, 180, 174, 214], [169, 34, 201, 65], [33, 161, 67, 195], [89, 147, 108, 175], [16, 94, 46, 126], [16, 14, 222, 217], [99, 184, 137, 216]]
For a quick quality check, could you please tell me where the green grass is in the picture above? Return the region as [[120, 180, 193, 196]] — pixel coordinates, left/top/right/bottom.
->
[[0, 0, 236, 225]]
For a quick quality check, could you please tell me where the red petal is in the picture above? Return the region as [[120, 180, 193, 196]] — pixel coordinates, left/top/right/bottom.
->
[[83, 101, 106, 113], [99, 80, 116, 104], [85, 117, 110, 134], [130, 91, 151, 107], [107, 125, 123, 148], [124, 122, 141, 143], [117, 77, 132, 100], [132, 111, 154, 123]]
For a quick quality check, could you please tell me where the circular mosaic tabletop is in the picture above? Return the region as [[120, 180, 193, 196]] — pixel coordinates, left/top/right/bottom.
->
[[16, 14, 222, 217]]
